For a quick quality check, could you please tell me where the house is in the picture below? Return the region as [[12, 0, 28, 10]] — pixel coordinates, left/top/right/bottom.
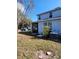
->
[[37, 7, 61, 35]]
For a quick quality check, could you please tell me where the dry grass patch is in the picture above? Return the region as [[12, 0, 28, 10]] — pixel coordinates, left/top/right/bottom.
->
[[17, 37, 61, 59]]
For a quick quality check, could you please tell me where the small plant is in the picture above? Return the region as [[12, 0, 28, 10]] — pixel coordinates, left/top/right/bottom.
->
[[43, 26, 50, 37]]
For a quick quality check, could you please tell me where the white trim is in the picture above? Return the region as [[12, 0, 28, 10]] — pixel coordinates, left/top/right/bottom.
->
[[38, 17, 61, 22]]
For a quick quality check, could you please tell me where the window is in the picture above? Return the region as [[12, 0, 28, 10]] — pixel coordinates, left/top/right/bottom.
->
[[52, 10, 61, 17], [44, 21, 52, 32], [40, 13, 50, 20], [44, 22, 47, 26], [48, 22, 52, 32], [49, 12, 52, 18], [38, 16, 41, 20]]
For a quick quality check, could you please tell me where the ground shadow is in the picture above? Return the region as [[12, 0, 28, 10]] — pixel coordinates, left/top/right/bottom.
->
[[19, 32, 61, 43]]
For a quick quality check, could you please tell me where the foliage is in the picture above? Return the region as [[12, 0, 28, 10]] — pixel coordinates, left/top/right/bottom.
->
[[17, 10, 32, 29], [17, 0, 34, 29], [17, 0, 34, 15], [43, 26, 50, 36]]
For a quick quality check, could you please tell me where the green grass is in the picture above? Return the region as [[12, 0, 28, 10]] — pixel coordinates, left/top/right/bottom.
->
[[17, 39, 61, 59]]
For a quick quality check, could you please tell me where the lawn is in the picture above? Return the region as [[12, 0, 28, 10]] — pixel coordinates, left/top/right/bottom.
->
[[17, 34, 61, 59]]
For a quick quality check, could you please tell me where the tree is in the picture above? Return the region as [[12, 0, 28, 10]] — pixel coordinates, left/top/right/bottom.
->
[[43, 19, 51, 38], [17, 0, 34, 15], [17, 10, 32, 29], [17, 0, 34, 29], [43, 26, 50, 38]]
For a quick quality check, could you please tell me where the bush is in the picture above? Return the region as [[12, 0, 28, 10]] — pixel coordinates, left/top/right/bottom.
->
[[43, 26, 50, 36], [32, 30, 38, 33]]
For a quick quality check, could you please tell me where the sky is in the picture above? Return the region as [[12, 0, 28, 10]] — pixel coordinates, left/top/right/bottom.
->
[[18, 0, 61, 21], [17, 2, 25, 13]]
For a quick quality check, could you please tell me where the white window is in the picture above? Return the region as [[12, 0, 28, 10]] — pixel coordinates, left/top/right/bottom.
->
[[40, 13, 49, 20], [44, 21, 52, 32], [52, 10, 61, 17], [48, 21, 52, 32]]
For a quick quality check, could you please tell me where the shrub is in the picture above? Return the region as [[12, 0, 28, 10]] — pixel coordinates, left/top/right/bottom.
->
[[43, 26, 50, 36]]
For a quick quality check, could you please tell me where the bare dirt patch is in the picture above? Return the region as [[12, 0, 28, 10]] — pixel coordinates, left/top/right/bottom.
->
[[17, 34, 61, 59], [17, 34, 33, 40]]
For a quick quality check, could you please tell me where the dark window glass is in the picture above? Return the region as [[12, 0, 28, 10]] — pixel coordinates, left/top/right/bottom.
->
[[49, 12, 52, 18], [38, 16, 41, 20]]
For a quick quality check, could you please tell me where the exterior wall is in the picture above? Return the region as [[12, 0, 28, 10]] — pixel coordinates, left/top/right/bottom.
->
[[40, 13, 50, 20], [38, 7, 61, 35], [38, 7, 61, 20], [38, 22, 44, 34], [38, 19, 61, 35], [52, 10, 61, 17], [52, 20, 61, 34]]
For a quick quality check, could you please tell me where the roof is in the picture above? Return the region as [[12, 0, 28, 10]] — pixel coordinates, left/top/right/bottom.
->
[[37, 7, 61, 16]]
